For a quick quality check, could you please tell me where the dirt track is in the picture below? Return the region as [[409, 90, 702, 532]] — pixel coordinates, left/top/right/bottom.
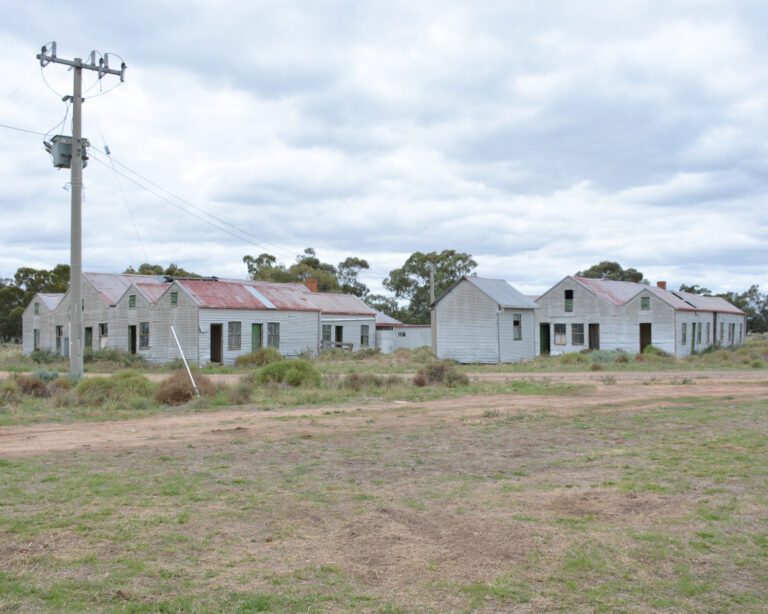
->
[[1, 370, 765, 458]]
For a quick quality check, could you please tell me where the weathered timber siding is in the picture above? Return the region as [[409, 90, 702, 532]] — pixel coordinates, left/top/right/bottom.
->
[[499, 309, 536, 362], [21, 296, 56, 353], [198, 308, 319, 365], [146, 283, 200, 365], [321, 316, 377, 351]]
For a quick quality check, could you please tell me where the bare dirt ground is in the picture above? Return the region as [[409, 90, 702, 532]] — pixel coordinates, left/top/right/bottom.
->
[[1, 370, 764, 458]]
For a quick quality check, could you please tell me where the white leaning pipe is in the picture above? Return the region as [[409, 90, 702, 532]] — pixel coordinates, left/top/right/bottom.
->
[[171, 325, 200, 397]]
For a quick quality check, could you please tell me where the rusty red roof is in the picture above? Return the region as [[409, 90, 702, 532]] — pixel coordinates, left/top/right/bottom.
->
[[375, 311, 404, 327], [176, 279, 318, 311]]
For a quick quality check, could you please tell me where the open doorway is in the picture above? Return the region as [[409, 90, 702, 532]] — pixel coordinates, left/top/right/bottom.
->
[[335, 326, 344, 345], [210, 324, 223, 363], [539, 323, 550, 356], [588, 324, 600, 350], [639, 323, 652, 353], [128, 325, 137, 354]]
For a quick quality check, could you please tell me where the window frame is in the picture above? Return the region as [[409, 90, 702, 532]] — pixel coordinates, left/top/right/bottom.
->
[[696, 322, 702, 345], [139, 321, 150, 349], [564, 289, 574, 313], [33, 328, 40, 350], [170, 291, 178, 307], [360, 324, 370, 348], [640, 296, 650, 311], [267, 322, 280, 348], [681, 322, 687, 345], [572, 323, 585, 346], [128, 294, 136, 309], [512, 313, 522, 341], [553, 323, 567, 345], [322, 324, 332, 343], [34, 302, 40, 315], [228, 321, 242, 351]]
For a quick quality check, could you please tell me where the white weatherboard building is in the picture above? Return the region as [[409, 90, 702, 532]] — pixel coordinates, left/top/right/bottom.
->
[[375, 311, 432, 354], [535, 277, 747, 358], [23, 273, 377, 365], [434, 276, 538, 363]]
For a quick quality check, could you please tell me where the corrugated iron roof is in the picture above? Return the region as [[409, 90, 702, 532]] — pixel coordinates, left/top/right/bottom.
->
[[307, 292, 377, 316], [574, 277, 744, 314], [84, 272, 167, 305], [675, 291, 745, 315], [375, 311, 404, 327], [134, 282, 168, 304], [176, 279, 318, 311], [38, 293, 64, 311], [465, 276, 539, 309]]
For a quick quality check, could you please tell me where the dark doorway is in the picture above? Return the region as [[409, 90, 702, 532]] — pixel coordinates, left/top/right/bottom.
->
[[128, 325, 137, 354], [84, 327, 93, 350], [588, 324, 600, 350], [210, 324, 223, 363], [251, 323, 263, 352], [539, 323, 550, 356], [335, 326, 344, 344], [639, 323, 652, 353], [691, 323, 696, 353]]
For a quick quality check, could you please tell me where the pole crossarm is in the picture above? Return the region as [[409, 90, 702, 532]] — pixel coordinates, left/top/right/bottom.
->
[[37, 43, 126, 81]]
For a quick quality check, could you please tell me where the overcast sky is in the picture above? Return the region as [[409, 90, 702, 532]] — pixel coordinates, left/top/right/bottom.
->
[[1, 1, 766, 296]]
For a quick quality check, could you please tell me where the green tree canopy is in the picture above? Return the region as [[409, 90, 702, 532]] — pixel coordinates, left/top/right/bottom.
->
[[0, 264, 70, 341], [123, 263, 200, 277], [383, 250, 477, 324], [243, 248, 370, 295], [576, 261, 646, 283]]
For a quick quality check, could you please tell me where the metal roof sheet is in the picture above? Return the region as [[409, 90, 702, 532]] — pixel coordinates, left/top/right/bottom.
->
[[307, 292, 377, 316], [574, 277, 744, 314], [375, 311, 404, 327], [38, 293, 64, 311], [675, 291, 745, 315], [83, 272, 167, 305], [176, 279, 318, 311], [134, 282, 168, 303], [465, 276, 539, 309]]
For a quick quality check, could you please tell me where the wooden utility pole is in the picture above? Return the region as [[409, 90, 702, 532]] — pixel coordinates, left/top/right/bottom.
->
[[430, 263, 436, 355], [37, 43, 125, 379]]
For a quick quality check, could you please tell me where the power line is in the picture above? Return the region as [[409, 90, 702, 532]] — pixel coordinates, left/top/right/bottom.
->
[[0, 122, 45, 136]]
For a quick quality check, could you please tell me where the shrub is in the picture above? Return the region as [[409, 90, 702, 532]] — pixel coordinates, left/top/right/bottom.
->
[[413, 361, 470, 387], [338, 373, 402, 390], [559, 352, 588, 365], [76, 370, 155, 407], [84, 347, 147, 368], [155, 370, 216, 405], [34, 370, 60, 383], [47, 376, 73, 395], [751, 359, 764, 369], [15, 374, 49, 398], [615, 352, 630, 364], [255, 359, 322, 387], [590, 362, 604, 371], [30, 349, 58, 365], [235, 347, 282, 367], [0, 379, 20, 404]]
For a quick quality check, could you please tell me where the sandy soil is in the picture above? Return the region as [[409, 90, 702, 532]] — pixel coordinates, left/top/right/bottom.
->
[[1, 370, 764, 458]]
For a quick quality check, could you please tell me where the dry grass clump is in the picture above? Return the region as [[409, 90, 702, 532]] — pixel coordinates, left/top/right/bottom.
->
[[234, 347, 282, 367], [559, 352, 588, 365], [15, 374, 49, 398], [76, 370, 155, 407], [154, 370, 216, 405], [0, 379, 21, 405], [84, 347, 147, 369], [318, 347, 381, 361], [254, 359, 322, 387], [635, 345, 673, 363], [339, 373, 401, 390], [413, 361, 470, 387]]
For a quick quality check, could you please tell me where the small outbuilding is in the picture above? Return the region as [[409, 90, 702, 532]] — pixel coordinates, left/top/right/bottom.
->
[[434, 275, 538, 363]]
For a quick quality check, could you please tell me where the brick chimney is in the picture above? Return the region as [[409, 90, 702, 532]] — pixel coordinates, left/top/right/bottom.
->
[[304, 278, 319, 293], [656, 281, 667, 290]]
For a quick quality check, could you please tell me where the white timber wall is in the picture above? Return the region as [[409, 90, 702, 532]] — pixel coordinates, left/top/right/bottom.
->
[[146, 284, 200, 365], [199, 309, 319, 365], [535, 279, 618, 355], [112, 287, 154, 360], [21, 297, 56, 353], [320, 315, 377, 351], [499, 309, 536, 362], [617, 292, 677, 355], [395, 326, 432, 350], [436, 279, 502, 363]]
